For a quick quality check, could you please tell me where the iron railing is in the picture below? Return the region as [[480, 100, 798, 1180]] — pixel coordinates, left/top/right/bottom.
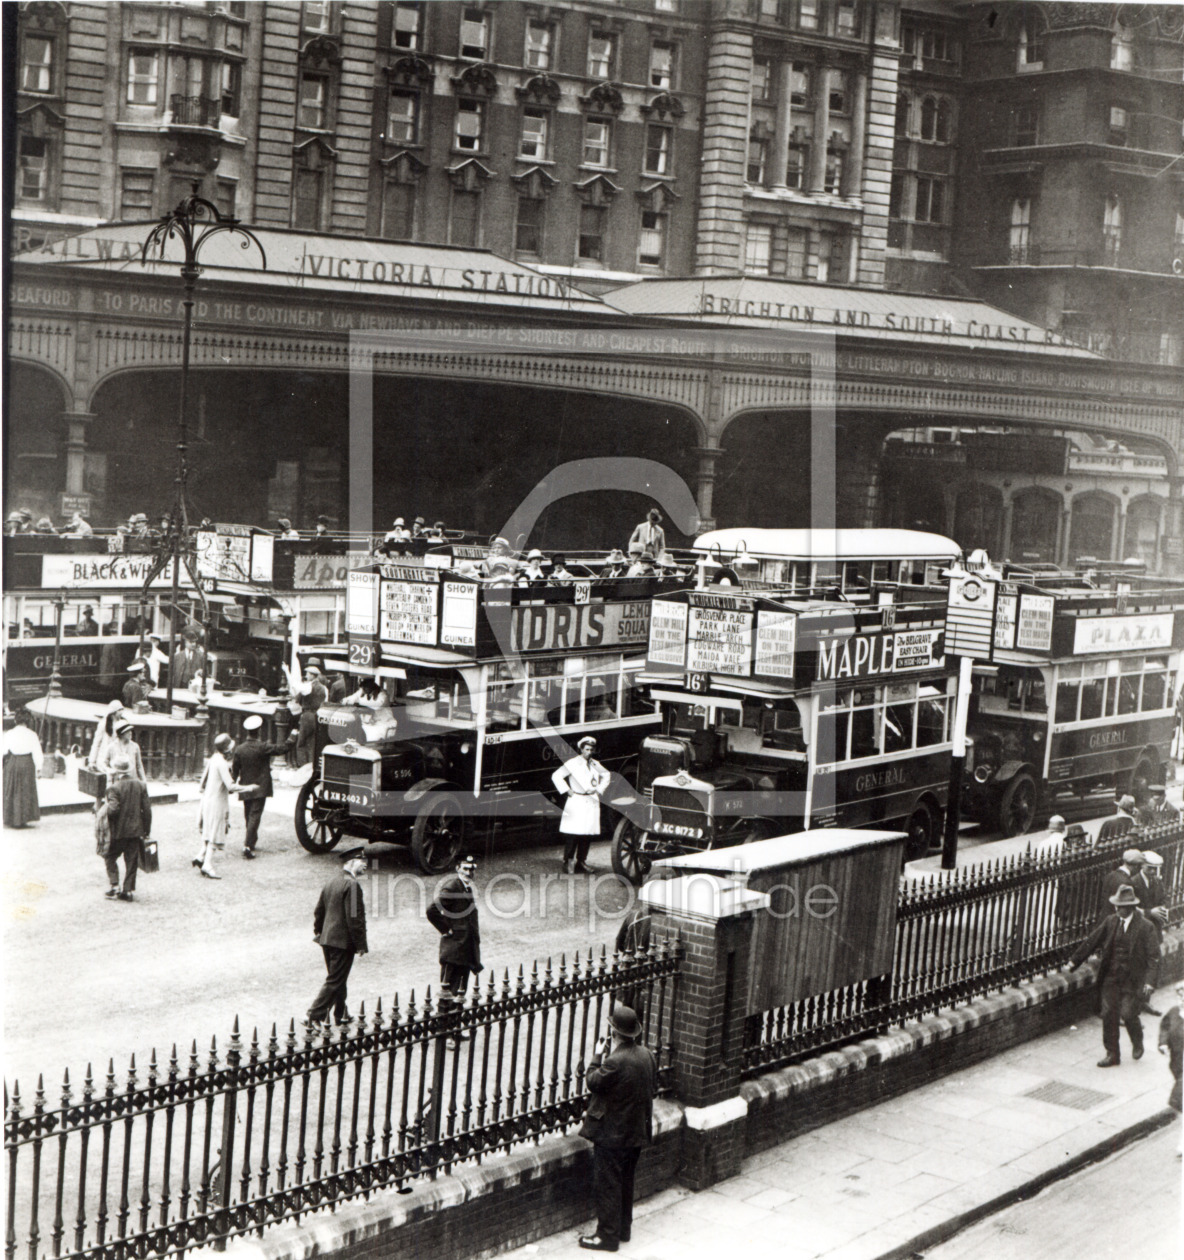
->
[[4, 942, 679, 1260], [743, 818, 1184, 1075], [168, 96, 222, 128]]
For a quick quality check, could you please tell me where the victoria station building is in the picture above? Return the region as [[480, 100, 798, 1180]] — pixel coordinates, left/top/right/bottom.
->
[[7, 0, 1184, 573]]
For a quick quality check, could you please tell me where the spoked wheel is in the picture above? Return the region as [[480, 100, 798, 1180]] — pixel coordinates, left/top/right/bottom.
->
[[411, 792, 467, 874], [295, 779, 346, 854], [904, 802, 937, 862], [998, 773, 1038, 838], [611, 818, 662, 886]]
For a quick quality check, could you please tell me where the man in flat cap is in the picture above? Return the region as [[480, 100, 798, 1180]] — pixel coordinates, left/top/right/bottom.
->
[[305, 847, 369, 1033], [232, 714, 291, 859], [1070, 883, 1160, 1067]]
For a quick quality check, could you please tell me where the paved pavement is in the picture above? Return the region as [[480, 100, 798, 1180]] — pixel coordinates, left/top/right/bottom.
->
[[504, 984, 1181, 1260]]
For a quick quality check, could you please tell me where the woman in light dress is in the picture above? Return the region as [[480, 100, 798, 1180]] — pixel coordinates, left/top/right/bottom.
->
[[106, 720, 147, 784], [193, 733, 248, 879], [551, 735, 610, 874], [88, 700, 124, 773]]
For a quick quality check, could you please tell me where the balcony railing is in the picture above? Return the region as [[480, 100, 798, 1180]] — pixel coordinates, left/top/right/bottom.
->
[[990, 244, 1178, 274], [168, 95, 222, 128]]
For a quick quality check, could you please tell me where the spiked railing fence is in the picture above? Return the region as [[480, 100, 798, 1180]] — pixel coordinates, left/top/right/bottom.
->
[[4, 942, 679, 1260], [742, 818, 1184, 1075]]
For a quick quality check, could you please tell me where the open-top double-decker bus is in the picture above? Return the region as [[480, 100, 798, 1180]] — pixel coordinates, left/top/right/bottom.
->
[[294, 559, 686, 872]]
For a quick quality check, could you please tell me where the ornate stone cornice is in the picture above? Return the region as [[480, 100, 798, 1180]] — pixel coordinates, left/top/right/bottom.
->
[[450, 63, 498, 98], [446, 158, 496, 190], [640, 92, 685, 121], [386, 55, 434, 86], [574, 173, 622, 206], [578, 82, 625, 115], [15, 100, 65, 130], [635, 181, 679, 212], [293, 134, 338, 166], [300, 34, 342, 67], [511, 165, 558, 198], [380, 150, 428, 183], [516, 74, 561, 104]]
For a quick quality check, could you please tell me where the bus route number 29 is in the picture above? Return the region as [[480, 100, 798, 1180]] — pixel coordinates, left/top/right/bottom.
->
[[348, 640, 377, 668]]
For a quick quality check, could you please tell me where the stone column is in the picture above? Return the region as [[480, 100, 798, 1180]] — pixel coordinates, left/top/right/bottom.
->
[[1164, 477, 1184, 579], [694, 442, 722, 532], [1058, 504, 1071, 567], [61, 410, 96, 497], [845, 71, 867, 199], [643, 875, 769, 1190], [807, 67, 831, 193], [1116, 500, 1129, 561], [1000, 495, 1015, 562], [768, 59, 795, 190]]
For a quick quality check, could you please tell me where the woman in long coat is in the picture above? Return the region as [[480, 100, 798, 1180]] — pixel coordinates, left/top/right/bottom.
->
[[193, 733, 243, 878], [88, 700, 124, 772], [3, 714, 43, 827], [551, 735, 610, 874]]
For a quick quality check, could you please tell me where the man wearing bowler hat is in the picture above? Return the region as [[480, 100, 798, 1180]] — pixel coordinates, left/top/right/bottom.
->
[[231, 714, 292, 858], [1070, 883, 1161, 1067], [304, 847, 369, 1033], [578, 1004, 657, 1252]]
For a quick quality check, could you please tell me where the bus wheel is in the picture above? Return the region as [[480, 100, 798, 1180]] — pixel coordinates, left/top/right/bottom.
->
[[411, 792, 467, 875], [612, 819, 657, 886], [295, 780, 344, 854], [998, 773, 1038, 838], [904, 803, 937, 861]]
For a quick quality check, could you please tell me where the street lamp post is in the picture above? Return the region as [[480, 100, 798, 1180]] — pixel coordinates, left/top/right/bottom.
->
[[138, 185, 266, 722]]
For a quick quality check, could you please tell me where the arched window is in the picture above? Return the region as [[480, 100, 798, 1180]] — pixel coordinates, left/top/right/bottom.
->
[[1017, 11, 1045, 70], [936, 98, 953, 143], [1124, 497, 1163, 568], [1009, 197, 1031, 262], [895, 92, 910, 136], [920, 96, 937, 140], [1069, 492, 1118, 563], [1110, 19, 1134, 71], [1103, 194, 1122, 260], [1010, 489, 1061, 565]]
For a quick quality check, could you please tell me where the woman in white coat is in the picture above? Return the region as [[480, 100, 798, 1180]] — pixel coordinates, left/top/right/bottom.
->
[[551, 735, 610, 874], [193, 733, 246, 878]]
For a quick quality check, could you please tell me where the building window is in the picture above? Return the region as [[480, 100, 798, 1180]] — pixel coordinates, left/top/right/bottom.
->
[[1014, 103, 1037, 146], [120, 168, 155, 219], [392, 2, 423, 50], [450, 189, 481, 245], [460, 10, 489, 60], [221, 62, 241, 117], [829, 70, 848, 114], [515, 196, 544, 253], [588, 32, 615, 79], [1018, 13, 1044, 70], [746, 137, 767, 185], [936, 99, 953, 142], [760, 0, 781, 14], [302, 1, 330, 32], [215, 179, 236, 218], [895, 93, 910, 136], [751, 56, 771, 101], [638, 210, 666, 267], [577, 204, 606, 261], [824, 148, 843, 194], [17, 134, 49, 202], [785, 228, 807, 277], [298, 74, 327, 129], [454, 98, 484, 151], [20, 34, 54, 93], [525, 21, 553, 69], [1009, 197, 1031, 262], [127, 50, 159, 105], [915, 176, 944, 223], [654, 0, 677, 11], [520, 107, 548, 159], [787, 143, 807, 189], [292, 167, 323, 229], [1111, 21, 1134, 71], [789, 63, 810, 107], [745, 222, 772, 273], [649, 41, 676, 89], [1103, 194, 1122, 260], [889, 170, 905, 219], [1109, 105, 1129, 145], [583, 118, 611, 167], [816, 231, 838, 281], [382, 181, 416, 238], [836, 0, 859, 37], [797, 0, 818, 30], [644, 125, 672, 175], [387, 89, 419, 145], [1175, 212, 1184, 249]]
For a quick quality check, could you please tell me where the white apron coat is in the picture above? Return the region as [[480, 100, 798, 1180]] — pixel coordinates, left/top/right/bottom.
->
[[552, 755, 609, 835]]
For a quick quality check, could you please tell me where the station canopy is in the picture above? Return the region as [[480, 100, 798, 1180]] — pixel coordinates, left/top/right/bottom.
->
[[18, 222, 609, 313], [604, 276, 1099, 356]]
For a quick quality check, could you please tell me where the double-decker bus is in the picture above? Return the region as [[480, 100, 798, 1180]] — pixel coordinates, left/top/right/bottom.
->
[[963, 579, 1184, 835], [611, 582, 956, 882], [295, 558, 686, 872]]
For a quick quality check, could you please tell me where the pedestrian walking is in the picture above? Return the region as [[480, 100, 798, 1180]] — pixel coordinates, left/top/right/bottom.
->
[[304, 848, 368, 1033], [1069, 883, 1160, 1067], [107, 719, 147, 784], [103, 756, 152, 902], [1157, 982, 1184, 1156], [577, 1004, 658, 1253], [3, 713, 43, 828], [231, 714, 289, 858], [193, 734, 247, 879], [552, 736, 610, 874], [1097, 846, 1144, 919], [426, 854, 482, 1046]]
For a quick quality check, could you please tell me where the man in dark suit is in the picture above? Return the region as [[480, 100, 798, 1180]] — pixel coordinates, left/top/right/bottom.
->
[[104, 756, 152, 903], [578, 1004, 658, 1252], [1070, 883, 1161, 1067], [1096, 847, 1144, 919], [231, 713, 292, 858], [304, 848, 368, 1033], [171, 629, 206, 690], [427, 855, 482, 1046], [121, 661, 151, 709]]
